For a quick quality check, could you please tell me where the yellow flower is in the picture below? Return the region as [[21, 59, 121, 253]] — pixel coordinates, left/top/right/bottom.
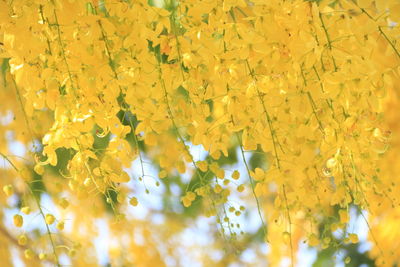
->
[[45, 214, 55, 225], [18, 234, 28, 246], [21, 206, 31, 215], [349, 233, 359, 244], [13, 215, 23, 228], [129, 197, 138, 206], [237, 184, 245, 193], [231, 170, 240, 180], [57, 221, 65, 231], [3, 185, 13, 197], [308, 234, 319, 247], [339, 210, 349, 224]]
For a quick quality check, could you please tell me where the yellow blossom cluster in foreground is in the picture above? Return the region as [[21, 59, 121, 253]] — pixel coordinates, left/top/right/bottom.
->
[[0, 0, 399, 266]]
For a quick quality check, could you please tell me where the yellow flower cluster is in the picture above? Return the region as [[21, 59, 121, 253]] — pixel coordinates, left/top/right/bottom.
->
[[0, 0, 399, 266]]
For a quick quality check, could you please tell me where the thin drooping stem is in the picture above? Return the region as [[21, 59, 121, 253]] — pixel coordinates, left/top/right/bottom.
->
[[0, 153, 60, 266], [318, 12, 338, 72], [245, 60, 282, 170], [282, 184, 294, 267], [236, 133, 268, 242]]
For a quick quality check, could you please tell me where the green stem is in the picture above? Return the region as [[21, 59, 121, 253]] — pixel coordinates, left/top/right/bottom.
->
[[53, 9, 76, 91], [282, 184, 294, 267], [0, 153, 60, 267], [236, 132, 268, 242], [245, 60, 282, 170], [318, 12, 338, 71], [378, 26, 400, 59]]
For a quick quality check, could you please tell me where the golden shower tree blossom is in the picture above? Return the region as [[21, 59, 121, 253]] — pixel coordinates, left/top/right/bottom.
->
[[0, 0, 399, 266]]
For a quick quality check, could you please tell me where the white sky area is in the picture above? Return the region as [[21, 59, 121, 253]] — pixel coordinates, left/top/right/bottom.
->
[[2, 137, 372, 267]]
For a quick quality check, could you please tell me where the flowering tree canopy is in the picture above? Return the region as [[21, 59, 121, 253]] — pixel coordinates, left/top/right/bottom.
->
[[0, 0, 399, 266]]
